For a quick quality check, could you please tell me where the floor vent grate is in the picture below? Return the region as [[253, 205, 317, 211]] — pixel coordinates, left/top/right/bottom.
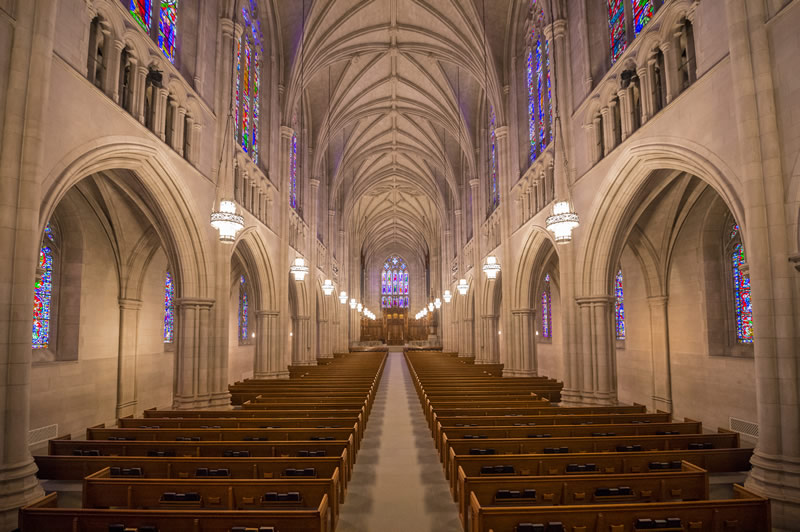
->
[[729, 417, 758, 439], [29, 424, 58, 446]]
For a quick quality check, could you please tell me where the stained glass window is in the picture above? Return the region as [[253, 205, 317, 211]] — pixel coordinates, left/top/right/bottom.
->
[[608, 0, 627, 63], [489, 106, 499, 209], [526, 9, 551, 165], [163, 271, 175, 343], [130, 0, 152, 31], [632, 0, 655, 37], [235, 2, 263, 163], [527, 47, 536, 162], [239, 275, 249, 342], [615, 269, 626, 340], [541, 273, 552, 338], [33, 225, 55, 349], [381, 256, 409, 308], [290, 131, 298, 209], [732, 244, 753, 344], [158, 0, 177, 63]]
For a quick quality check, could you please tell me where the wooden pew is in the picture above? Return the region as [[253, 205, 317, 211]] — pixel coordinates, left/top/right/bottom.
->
[[436, 420, 702, 454], [20, 492, 331, 532], [83, 467, 340, 530], [467, 484, 769, 532], [87, 425, 361, 456], [47, 436, 352, 484], [35, 454, 348, 499], [443, 431, 741, 479], [452, 448, 754, 504], [458, 461, 709, 531]]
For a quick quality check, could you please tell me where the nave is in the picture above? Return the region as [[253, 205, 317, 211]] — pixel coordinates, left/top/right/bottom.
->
[[21, 349, 766, 532]]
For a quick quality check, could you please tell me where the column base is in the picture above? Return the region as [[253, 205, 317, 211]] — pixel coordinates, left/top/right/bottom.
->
[[578, 389, 618, 405], [559, 388, 585, 405], [0, 457, 45, 531], [652, 395, 673, 413], [208, 392, 232, 409], [745, 450, 800, 531], [116, 400, 138, 419], [292, 361, 318, 367], [172, 394, 212, 410], [254, 371, 290, 380], [503, 368, 538, 377]]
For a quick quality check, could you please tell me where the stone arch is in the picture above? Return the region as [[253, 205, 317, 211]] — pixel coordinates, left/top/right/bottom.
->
[[39, 138, 212, 300], [578, 138, 745, 298], [233, 228, 278, 312], [513, 227, 559, 310]]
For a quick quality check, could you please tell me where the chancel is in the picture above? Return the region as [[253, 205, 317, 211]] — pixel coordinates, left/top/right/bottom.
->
[[1, 0, 799, 531]]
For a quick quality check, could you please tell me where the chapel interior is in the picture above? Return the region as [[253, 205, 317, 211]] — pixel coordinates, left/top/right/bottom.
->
[[1, 0, 799, 530]]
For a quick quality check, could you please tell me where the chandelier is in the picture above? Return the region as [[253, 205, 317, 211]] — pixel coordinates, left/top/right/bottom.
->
[[457, 278, 469, 295], [443, 290, 452, 303], [482, 256, 500, 279], [290, 257, 309, 281], [322, 279, 334, 296], [210, 200, 244, 243], [339, 291, 348, 304], [546, 201, 580, 243]]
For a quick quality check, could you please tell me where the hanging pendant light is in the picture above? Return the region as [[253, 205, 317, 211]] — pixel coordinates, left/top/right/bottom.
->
[[322, 279, 334, 296], [546, 201, 580, 243], [457, 278, 469, 295], [290, 257, 309, 281], [443, 290, 452, 303], [483, 255, 501, 279], [357, 303, 363, 314], [434, 298, 442, 309], [211, 11, 246, 243], [339, 291, 348, 304], [349, 298, 357, 309], [211, 200, 244, 243]]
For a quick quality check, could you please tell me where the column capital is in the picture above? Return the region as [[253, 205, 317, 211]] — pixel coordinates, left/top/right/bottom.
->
[[175, 297, 215, 309], [575, 295, 614, 307], [280, 125, 294, 139], [256, 310, 280, 317], [469, 178, 480, 190], [511, 308, 535, 316], [118, 298, 143, 310], [309, 178, 320, 189], [647, 295, 669, 307]]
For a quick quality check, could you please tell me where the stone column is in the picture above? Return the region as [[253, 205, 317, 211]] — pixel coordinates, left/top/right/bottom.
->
[[154, 87, 169, 141], [724, 2, 799, 526], [116, 298, 142, 418], [173, 298, 214, 408], [647, 296, 673, 412], [133, 65, 148, 124], [617, 88, 632, 141], [183, 115, 195, 162], [318, 319, 332, 359], [461, 318, 474, 358], [511, 308, 537, 376], [637, 66, 653, 123], [166, 98, 179, 149], [292, 316, 314, 365], [254, 311, 285, 378], [0, 1, 57, 525], [576, 296, 616, 404], [600, 107, 612, 156], [106, 39, 125, 103], [479, 314, 500, 364], [174, 106, 187, 156], [659, 42, 680, 104]]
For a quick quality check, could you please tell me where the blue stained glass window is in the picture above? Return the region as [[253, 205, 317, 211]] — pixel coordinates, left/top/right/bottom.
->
[[732, 244, 753, 344], [489, 106, 499, 209], [130, 0, 152, 31], [158, 0, 177, 63], [608, 0, 627, 63], [541, 273, 552, 339], [615, 269, 626, 340], [381, 256, 409, 308], [163, 271, 175, 343], [527, 47, 536, 162], [33, 229, 55, 349], [632, 0, 655, 37], [239, 275, 249, 342]]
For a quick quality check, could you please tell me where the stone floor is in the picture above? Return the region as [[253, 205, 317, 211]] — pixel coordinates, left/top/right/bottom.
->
[[336, 351, 462, 532]]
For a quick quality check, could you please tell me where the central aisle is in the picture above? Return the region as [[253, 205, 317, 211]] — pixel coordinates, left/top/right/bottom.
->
[[336, 351, 462, 532]]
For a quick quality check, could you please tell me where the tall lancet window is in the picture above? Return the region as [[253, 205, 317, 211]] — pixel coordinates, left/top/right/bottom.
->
[[163, 271, 175, 343], [289, 111, 299, 210], [729, 225, 753, 344], [33, 224, 57, 349], [608, 0, 659, 64], [631, 0, 655, 37], [235, 1, 264, 163], [607, 0, 626, 62], [489, 106, 499, 210], [158, 0, 178, 63], [526, 4, 552, 164], [615, 269, 626, 340], [541, 273, 552, 339], [238, 275, 249, 343], [130, 0, 152, 31], [381, 255, 409, 309]]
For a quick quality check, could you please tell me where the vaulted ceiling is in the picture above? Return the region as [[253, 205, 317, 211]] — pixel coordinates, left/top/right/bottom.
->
[[274, 0, 518, 267]]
